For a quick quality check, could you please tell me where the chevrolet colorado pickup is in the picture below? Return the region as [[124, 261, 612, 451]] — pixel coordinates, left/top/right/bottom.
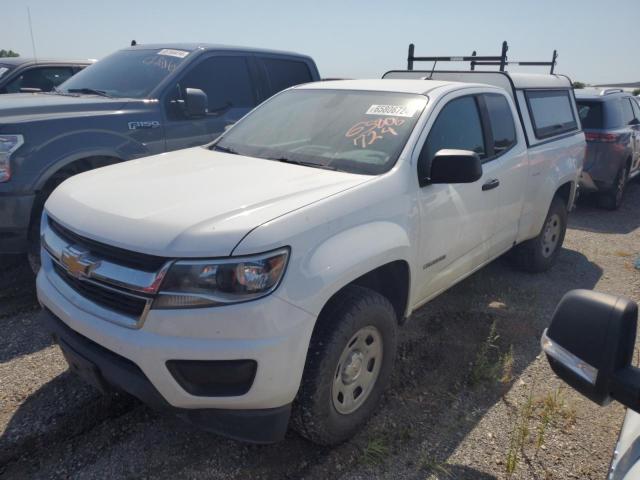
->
[[0, 43, 320, 266], [37, 73, 584, 444]]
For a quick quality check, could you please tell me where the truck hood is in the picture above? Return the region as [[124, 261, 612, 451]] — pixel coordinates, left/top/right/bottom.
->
[[46, 147, 371, 258], [0, 93, 128, 124]]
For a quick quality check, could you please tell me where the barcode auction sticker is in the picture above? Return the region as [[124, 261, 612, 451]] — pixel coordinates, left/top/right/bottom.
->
[[157, 49, 189, 58], [366, 104, 416, 117]]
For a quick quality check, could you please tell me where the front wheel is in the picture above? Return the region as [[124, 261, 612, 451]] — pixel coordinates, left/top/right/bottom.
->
[[509, 195, 567, 273], [291, 285, 398, 445]]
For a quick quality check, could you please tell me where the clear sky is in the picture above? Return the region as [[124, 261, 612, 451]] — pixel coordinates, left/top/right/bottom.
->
[[2, 0, 638, 85]]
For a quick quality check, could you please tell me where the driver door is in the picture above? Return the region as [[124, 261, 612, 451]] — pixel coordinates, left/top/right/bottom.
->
[[163, 55, 259, 151], [414, 93, 502, 303]]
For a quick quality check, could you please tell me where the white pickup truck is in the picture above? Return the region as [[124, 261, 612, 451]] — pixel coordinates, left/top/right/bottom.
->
[[37, 71, 585, 444]]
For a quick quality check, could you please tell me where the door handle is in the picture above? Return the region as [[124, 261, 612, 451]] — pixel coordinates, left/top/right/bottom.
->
[[482, 178, 500, 191]]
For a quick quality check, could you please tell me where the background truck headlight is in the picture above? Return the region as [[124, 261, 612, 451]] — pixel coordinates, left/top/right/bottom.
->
[[154, 248, 290, 308], [0, 134, 24, 182]]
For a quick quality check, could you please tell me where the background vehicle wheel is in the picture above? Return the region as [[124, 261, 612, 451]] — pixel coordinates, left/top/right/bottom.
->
[[291, 285, 398, 445], [510, 195, 567, 273], [598, 166, 628, 210], [27, 172, 72, 274]]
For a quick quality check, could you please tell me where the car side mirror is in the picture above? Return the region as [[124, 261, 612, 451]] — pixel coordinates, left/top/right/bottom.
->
[[184, 88, 208, 118], [426, 149, 483, 185], [542, 289, 640, 410]]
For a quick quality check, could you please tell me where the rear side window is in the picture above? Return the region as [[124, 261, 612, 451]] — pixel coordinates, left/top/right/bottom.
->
[[483, 93, 516, 155], [577, 101, 604, 129], [525, 90, 577, 139], [420, 96, 485, 177], [180, 56, 256, 112], [261, 58, 313, 96], [631, 99, 640, 120], [621, 98, 636, 125]]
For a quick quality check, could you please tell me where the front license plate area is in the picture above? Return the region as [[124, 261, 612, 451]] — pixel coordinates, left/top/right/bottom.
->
[[59, 340, 108, 393]]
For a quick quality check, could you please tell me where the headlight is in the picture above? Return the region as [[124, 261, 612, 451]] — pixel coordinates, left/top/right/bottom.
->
[[153, 248, 289, 308], [0, 134, 24, 182]]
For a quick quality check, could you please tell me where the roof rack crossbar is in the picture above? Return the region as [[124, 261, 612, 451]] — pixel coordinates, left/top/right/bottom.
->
[[407, 42, 558, 74], [600, 88, 624, 96]]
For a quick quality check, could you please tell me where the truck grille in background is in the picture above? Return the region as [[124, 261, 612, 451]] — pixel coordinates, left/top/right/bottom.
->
[[48, 217, 168, 272], [52, 262, 149, 318]]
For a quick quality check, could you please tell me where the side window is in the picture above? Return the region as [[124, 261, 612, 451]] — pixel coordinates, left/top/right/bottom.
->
[[483, 93, 517, 156], [261, 58, 313, 97], [525, 90, 578, 139], [631, 99, 640, 121], [419, 96, 485, 179], [179, 56, 255, 113], [621, 98, 636, 125], [4, 67, 73, 93]]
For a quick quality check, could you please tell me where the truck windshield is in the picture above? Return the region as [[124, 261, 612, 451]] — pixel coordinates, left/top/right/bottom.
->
[[57, 48, 191, 98], [212, 89, 427, 175]]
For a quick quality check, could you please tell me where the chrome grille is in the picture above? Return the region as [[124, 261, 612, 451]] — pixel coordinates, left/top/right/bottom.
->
[[43, 214, 172, 328], [52, 262, 150, 318]]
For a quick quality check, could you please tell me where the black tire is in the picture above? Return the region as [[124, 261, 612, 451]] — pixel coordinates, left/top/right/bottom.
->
[[291, 285, 398, 445], [598, 165, 628, 210], [27, 172, 72, 273], [510, 195, 567, 273]]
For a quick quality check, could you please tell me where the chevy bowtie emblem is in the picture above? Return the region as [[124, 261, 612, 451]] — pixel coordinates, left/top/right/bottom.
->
[[60, 245, 100, 279]]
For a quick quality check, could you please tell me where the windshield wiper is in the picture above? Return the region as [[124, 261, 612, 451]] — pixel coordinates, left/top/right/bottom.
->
[[66, 88, 111, 98], [270, 156, 337, 171], [211, 144, 239, 155]]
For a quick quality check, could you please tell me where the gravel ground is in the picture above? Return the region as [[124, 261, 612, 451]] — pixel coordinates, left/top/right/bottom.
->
[[1, 182, 639, 480]]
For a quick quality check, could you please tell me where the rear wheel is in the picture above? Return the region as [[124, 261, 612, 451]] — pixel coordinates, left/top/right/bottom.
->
[[510, 196, 567, 273], [598, 165, 628, 210], [291, 285, 398, 445]]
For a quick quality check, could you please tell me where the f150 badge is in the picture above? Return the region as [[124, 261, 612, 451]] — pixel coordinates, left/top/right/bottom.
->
[[128, 121, 161, 130]]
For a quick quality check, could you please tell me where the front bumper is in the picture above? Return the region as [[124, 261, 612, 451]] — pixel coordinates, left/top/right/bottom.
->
[[41, 308, 291, 443], [0, 192, 35, 254], [36, 255, 317, 441]]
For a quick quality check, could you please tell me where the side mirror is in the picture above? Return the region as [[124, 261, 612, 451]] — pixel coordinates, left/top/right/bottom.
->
[[427, 149, 483, 185], [184, 88, 208, 118], [542, 289, 639, 409]]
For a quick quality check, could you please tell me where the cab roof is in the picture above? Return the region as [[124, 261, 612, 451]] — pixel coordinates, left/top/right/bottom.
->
[[297, 78, 488, 95], [124, 43, 312, 60], [0, 57, 93, 66]]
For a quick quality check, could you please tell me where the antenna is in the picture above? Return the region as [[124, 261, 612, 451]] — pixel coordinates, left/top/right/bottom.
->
[[27, 6, 38, 63]]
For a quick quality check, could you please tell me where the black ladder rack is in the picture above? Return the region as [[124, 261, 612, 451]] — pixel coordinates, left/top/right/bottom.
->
[[407, 41, 558, 74]]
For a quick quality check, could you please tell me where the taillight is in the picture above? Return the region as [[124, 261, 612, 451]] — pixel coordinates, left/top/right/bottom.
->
[[584, 132, 620, 143]]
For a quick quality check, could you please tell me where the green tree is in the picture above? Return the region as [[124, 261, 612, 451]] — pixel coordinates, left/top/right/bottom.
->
[[633, 88, 640, 96], [572, 81, 586, 89], [0, 50, 20, 58]]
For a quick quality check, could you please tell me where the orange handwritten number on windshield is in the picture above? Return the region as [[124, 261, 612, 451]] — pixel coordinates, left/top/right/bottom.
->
[[345, 117, 405, 148]]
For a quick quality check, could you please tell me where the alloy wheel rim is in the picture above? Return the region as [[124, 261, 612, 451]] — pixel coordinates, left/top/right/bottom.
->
[[332, 326, 383, 415], [541, 213, 561, 258]]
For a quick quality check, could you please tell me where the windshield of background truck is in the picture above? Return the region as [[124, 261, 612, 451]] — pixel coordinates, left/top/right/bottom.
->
[[213, 89, 428, 175], [58, 48, 190, 98]]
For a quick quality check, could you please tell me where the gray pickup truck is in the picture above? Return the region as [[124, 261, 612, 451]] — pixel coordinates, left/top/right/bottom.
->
[[0, 43, 320, 265]]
